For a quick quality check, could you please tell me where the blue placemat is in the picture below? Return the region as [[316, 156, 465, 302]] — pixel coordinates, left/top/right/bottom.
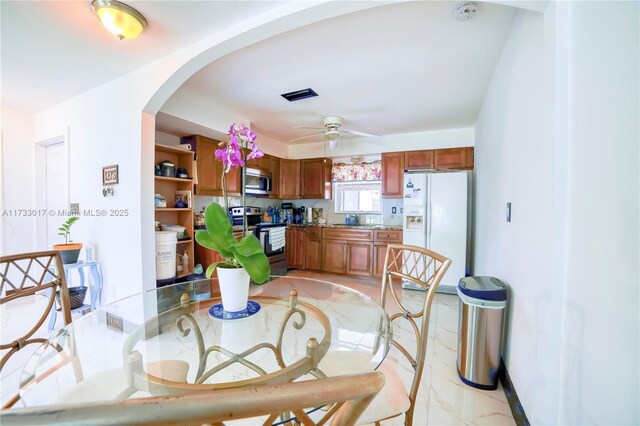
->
[[209, 300, 261, 320]]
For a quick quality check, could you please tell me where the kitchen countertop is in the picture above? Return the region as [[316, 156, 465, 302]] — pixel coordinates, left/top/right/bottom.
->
[[286, 223, 403, 231], [195, 225, 257, 233]]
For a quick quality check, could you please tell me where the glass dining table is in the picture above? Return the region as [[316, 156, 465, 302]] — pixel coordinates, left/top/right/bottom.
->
[[16, 275, 392, 414]]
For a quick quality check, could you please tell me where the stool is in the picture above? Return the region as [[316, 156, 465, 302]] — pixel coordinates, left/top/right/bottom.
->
[[48, 261, 103, 330]]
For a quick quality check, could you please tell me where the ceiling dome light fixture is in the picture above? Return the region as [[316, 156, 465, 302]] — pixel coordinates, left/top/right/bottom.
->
[[91, 0, 147, 40]]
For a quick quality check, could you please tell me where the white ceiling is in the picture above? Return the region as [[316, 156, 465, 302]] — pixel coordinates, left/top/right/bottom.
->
[[0, 0, 285, 112], [165, 1, 518, 144]]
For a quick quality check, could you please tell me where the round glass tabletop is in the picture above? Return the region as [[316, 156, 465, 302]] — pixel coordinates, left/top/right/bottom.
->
[[19, 275, 392, 408]]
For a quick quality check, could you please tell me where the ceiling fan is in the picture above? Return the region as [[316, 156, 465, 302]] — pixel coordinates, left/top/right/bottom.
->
[[290, 116, 378, 148]]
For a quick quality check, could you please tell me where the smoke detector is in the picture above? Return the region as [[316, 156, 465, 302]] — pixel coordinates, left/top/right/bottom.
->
[[454, 2, 478, 21]]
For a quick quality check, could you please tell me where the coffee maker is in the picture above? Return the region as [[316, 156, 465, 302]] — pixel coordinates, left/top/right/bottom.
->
[[293, 208, 303, 224], [281, 203, 293, 224]]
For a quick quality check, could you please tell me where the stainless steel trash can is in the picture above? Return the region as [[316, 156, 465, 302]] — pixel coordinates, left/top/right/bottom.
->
[[457, 276, 507, 390]]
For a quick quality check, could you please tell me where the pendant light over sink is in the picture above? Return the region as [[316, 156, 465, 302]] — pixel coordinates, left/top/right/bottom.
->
[[91, 0, 147, 40]]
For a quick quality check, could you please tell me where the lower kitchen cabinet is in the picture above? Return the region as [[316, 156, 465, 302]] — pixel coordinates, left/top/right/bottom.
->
[[321, 240, 347, 274], [305, 227, 322, 271], [286, 227, 306, 270], [374, 244, 389, 277], [373, 230, 404, 277], [346, 242, 373, 276], [293, 227, 306, 269], [286, 226, 403, 277]]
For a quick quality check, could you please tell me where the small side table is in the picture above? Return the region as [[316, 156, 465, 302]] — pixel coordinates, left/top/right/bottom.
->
[[48, 261, 103, 330]]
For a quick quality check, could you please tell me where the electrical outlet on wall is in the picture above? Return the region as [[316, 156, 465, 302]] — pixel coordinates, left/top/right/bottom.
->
[[506, 202, 512, 222], [392, 207, 397, 214]]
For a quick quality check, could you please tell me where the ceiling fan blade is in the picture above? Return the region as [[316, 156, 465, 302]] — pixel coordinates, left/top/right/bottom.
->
[[289, 132, 324, 143], [294, 126, 324, 130], [343, 130, 379, 138]]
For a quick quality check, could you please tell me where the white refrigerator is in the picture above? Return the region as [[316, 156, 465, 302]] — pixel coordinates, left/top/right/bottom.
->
[[402, 172, 470, 293]]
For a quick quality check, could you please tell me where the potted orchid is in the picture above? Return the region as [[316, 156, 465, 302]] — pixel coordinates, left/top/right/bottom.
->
[[195, 124, 270, 312]]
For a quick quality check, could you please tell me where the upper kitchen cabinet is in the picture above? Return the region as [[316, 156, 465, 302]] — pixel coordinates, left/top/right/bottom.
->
[[434, 147, 474, 170], [279, 160, 301, 199], [301, 158, 332, 199], [268, 157, 280, 199], [381, 152, 404, 198], [405, 150, 434, 170], [182, 135, 240, 197], [244, 149, 271, 171]]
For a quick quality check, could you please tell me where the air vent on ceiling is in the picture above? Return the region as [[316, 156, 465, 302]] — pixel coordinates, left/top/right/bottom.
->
[[281, 88, 318, 102]]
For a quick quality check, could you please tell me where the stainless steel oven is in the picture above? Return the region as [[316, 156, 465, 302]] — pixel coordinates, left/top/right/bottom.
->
[[256, 223, 287, 275], [243, 168, 272, 196]]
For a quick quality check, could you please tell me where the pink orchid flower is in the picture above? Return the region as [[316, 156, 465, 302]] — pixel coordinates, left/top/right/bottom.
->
[[215, 123, 262, 172]]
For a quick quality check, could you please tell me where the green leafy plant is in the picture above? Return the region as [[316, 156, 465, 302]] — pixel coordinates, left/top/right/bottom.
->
[[58, 216, 80, 245], [195, 203, 270, 284]]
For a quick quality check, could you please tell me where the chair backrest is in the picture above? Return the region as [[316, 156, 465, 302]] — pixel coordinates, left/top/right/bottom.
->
[[0, 371, 385, 426], [0, 251, 71, 372], [381, 244, 451, 423]]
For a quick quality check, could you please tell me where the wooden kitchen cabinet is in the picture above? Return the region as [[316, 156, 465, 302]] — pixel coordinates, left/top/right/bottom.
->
[[321, 228, 375, 276], [301, 158, 332, 199], [305, 227, 322, 271], [321, 240, 347, 274], [373, 229, 403, 277], [374, 244, 389, 277], [280, 160, 301, 199], [285, 227, 294, 268], [381, 152, 404, 198], [405, 150, 434, 170], [346, 242, 373, 276], [286, 227, 306, 270], [191, 135, 218, 195], [293, 227, 306, 269], [244, 150, 271, 171], [185, 135, 240, 197], [269, 157, 280, 199], [434, 147, 474, 170]]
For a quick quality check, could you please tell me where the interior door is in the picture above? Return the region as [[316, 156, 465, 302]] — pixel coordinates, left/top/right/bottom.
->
[[45, 143, 68, 248]]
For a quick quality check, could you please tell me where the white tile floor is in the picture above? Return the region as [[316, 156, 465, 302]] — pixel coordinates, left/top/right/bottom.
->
[[290, 271, 515, 426], [2, 273, 515, 425]]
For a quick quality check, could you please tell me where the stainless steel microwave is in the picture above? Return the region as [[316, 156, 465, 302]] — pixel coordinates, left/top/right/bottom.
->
[[244, 167, 272, 195]]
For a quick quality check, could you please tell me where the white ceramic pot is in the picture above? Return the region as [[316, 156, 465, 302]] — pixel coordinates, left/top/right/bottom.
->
[[217, 267, 250, 312]]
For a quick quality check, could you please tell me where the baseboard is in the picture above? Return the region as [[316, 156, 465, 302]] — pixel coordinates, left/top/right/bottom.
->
[[500, 358, 530, 426]]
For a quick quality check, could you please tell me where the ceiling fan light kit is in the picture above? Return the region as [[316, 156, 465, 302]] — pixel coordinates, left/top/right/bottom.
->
[[91, 0, 147, 40], [291, 116, 378, 147]]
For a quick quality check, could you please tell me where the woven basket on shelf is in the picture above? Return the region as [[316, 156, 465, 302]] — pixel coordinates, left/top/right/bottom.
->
[[56, 286, 88, 310]]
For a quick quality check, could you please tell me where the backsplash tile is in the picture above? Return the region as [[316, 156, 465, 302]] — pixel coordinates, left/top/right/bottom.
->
[[194, 195, 403, 226]]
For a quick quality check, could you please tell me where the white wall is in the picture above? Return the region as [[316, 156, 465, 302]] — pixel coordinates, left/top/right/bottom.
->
[[288, 127, 474, 159], [0, 108, 36, 255], [474, 10, 559, 422], [474, 2, 639, 424], [559, 2, 639, 424]]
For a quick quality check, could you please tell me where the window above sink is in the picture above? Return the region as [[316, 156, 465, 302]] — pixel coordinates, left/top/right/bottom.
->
[[334, 181, 382, 214]]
